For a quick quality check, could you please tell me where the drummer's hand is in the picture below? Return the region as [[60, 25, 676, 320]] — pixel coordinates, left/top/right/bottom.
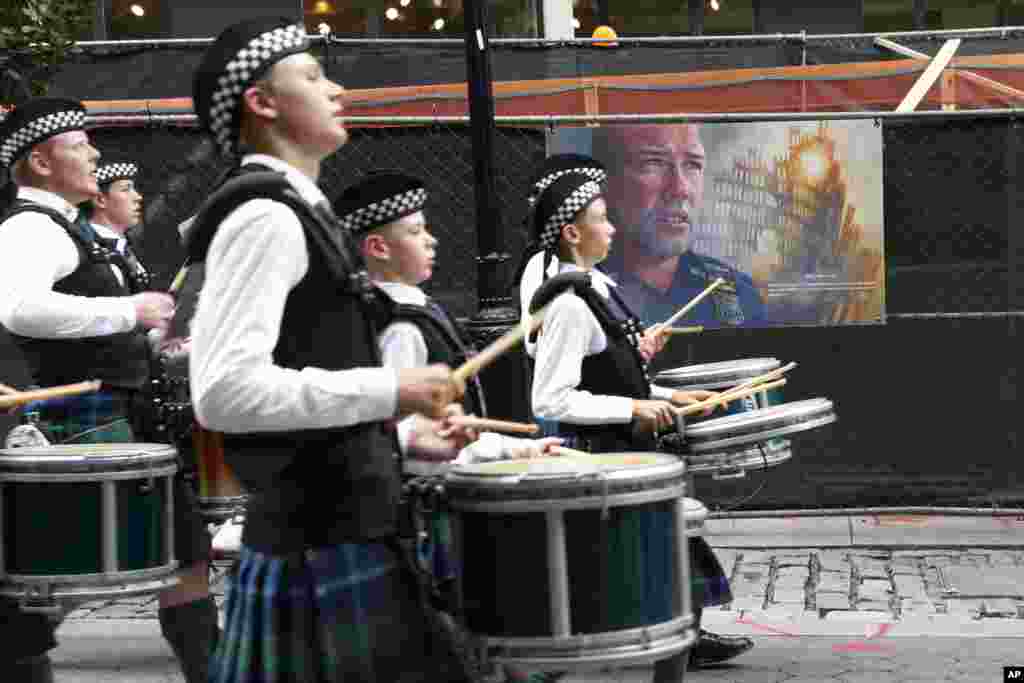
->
[[438, 405, 479, 450], [406, 415, 464, 463], [159, 336, 192, 360], [507, 437, 564, 459], [670, 389, 724, 417], [632, 399, 677, 434], [396, 364, 458, 419], [638, 325, 670, 361]]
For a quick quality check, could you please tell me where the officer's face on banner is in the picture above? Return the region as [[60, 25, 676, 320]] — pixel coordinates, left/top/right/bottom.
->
[[603, 124, 706, 259]]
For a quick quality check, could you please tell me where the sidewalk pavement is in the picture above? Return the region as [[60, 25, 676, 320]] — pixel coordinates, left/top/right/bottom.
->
[[49, 513, 1024, 682]]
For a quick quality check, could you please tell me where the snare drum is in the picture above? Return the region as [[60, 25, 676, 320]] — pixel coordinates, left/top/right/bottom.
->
[[0, 444, 180, 610], [192, 426, 248, 522], [660, 436, 794, 481], [654, 358, 785, 416], [683, 399, 837, 455], [444, 453, 698, 672]]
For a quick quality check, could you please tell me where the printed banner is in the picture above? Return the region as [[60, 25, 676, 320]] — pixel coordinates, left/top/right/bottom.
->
[[551, 120, 885, 328]]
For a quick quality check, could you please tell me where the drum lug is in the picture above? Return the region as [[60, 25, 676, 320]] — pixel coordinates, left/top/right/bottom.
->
[[139, 477, 155, 494], [712, 468, 747, 480]]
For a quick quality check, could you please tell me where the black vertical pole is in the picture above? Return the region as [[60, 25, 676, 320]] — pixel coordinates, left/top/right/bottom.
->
[[1006, 118, 1023, 495], [689, 0, 705, 36], [461, 0, 530, 421], [912, 0, 928, 30]]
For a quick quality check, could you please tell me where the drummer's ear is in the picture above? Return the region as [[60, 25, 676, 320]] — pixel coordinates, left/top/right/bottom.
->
[[562, 222, 581, 246]]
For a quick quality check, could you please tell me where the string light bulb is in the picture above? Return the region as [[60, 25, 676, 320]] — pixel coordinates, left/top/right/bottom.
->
[[130, 3, 145, 16], [709, 0, 720, 11], [433, 18, 445, 30], [385, 7, 399, 20]]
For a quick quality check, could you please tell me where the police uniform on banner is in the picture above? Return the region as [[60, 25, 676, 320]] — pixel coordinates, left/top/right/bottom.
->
[[602, 248, 766, 328], [519, 165, 754, 678], [190, 19, 470, 683]]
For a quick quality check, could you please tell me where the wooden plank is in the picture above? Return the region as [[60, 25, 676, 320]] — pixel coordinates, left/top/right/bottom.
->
[[876, 36, 1024, 104], [896, 39, 961, 113]]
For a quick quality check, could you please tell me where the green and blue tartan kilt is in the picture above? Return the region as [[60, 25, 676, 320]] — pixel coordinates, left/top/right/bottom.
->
[[211, 541, 472, 683], [24, 390, 136, 444], [538, 419, 732, 609]]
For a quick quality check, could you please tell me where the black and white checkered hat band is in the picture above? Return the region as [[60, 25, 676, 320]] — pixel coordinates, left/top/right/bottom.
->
[[96, 162, 138, 185], [539, 180, 602, 250], [0, 109, 87, 168], [338, 187, 427, 232], [529, 166, 606, 205], [208, 24, 309, 154]]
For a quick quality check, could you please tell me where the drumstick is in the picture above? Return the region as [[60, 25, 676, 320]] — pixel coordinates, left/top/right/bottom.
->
[[448, 415, 540, 435], [451, 304, 549, 387], [678, 379, 787, 417], [665, 326, 704, 335], [0, 382, 19, 394], [648, 278, 725, 332], [169, 260, 190, 295], [551, 445, 593, 458], [0, 380, 103, 409], [727, 362, 797, 395]]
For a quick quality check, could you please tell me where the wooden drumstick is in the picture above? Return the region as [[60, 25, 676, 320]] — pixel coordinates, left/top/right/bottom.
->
[[169, 260, 190, 295], [648, 278, 725, 332], [0, 380, 103, 409], [665, 326, 704, 335], [551, 445, 593, 458], [448, 416, 540, 435], [0, 382, 19, 394], [678, 379, 787, 417], [728, 362, 798, 395], [451, 304, 549, 387]]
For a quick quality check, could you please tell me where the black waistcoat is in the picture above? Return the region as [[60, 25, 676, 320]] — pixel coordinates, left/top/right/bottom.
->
[[1, 201, 150, 389], [384, 301, 487, 418], [530, 273, 652, 453], [186, 166, 398, 553]]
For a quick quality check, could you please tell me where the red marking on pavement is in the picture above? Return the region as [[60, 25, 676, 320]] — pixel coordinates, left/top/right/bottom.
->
[[832, 641, 894, 653], [997, 516, 1024, 528], [864, 622, 893, 639], [734, 615, 800, 637], [870, 515, 932, 528]]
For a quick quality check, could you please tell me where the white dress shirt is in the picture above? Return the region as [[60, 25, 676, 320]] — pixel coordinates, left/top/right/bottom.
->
[[376, 280, 530, 472], [530, 261, 673, 426], [189, 154, 397, 433], [91, 222, 127, 287], [0, 186, 138, 338]]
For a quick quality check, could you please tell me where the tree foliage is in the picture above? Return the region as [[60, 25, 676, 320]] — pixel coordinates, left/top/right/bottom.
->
[[0, 0, 93, 104]]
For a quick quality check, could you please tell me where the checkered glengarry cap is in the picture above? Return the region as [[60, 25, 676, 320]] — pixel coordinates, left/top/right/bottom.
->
[[95, 161, 138, 187], [332, 172, 428, 234], [193, 18, 310, 156], [0, 98, 87, 169], [527, 154, 606, 206], [534, 172, 603, 251]]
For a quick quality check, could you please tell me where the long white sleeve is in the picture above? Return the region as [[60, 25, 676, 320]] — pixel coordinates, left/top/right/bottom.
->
[[531, 292, 634, 424], [0, 211, 137, 337], [189, 198, 398, 433]]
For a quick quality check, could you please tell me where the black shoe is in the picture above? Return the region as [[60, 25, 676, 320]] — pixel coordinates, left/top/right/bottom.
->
[[690, 629, 754, 668]]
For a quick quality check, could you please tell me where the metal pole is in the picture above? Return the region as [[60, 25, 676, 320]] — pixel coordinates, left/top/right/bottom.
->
[[94, 0, 108, 41], [460, 0, 532, 421]]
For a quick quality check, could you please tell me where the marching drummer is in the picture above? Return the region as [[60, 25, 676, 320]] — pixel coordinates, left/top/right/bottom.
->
[[0, 103, 216, 682], [331, 170, 563, 469], [189, 18, 470, 682], [517, 157, 755, 676]]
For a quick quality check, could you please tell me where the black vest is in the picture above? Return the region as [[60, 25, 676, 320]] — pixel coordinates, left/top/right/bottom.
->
[[530, 273, 652, 453], [382, 300, 487, 418], [186, 167, 398, 553], [0, 201, 150, 389]]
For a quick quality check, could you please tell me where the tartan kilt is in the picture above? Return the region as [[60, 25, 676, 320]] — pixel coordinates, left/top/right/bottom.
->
[[26, 390, 136, 444], [538, 420, 734, 609], [211, 541, 473, 683]]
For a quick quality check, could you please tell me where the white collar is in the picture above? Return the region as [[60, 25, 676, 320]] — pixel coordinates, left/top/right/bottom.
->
[[17, 186, 80, 222], [90, 222, 123, 241], [555, 261, 618, 297], [241, 154, 327, 208], [375, 280, 427, 306]]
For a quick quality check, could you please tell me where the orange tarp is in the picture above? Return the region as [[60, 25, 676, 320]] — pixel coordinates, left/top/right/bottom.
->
[[81, 53, 1024, 123]]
